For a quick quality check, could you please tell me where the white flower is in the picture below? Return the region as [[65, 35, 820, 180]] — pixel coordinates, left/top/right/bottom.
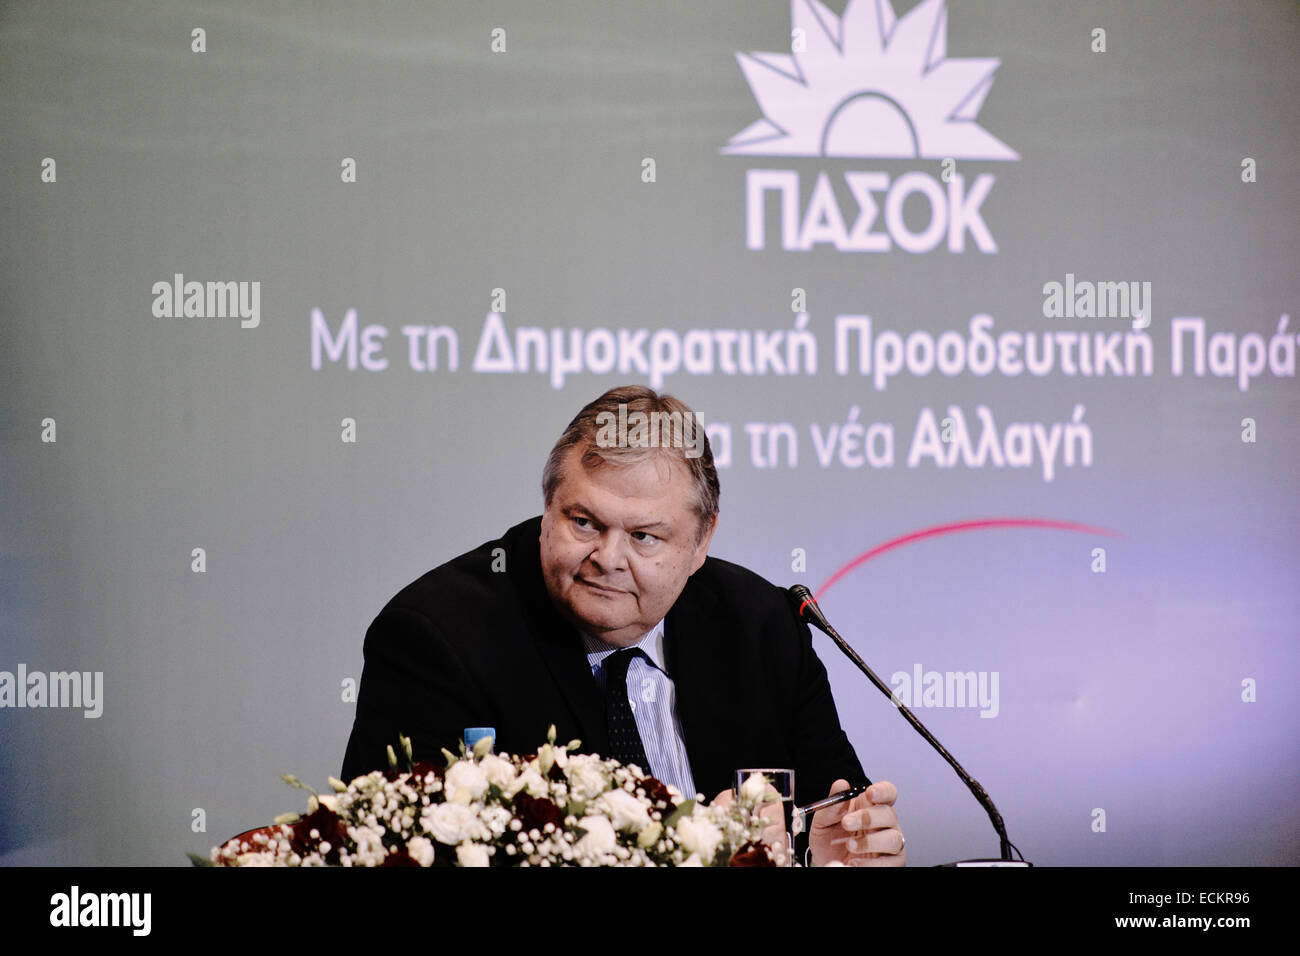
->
[[739, 772, 769, 806], [574, 815, 617, 857], [423, 802, 480, 845], [479, 754, 517, 790], [675, 816, 723, 862], [507, 769, 549, 798], [679, 853, 704, 867], [538, 743, 556, 776], [566, 759, 609, 801], [351, 825, 388, 867], [481, 804, 513, 837], [407, 836, 435, 866], [445, 760, 490, 801], [595, 788, 651, 832], [637, 822, 663, 848], [456, 842, 491, 867]]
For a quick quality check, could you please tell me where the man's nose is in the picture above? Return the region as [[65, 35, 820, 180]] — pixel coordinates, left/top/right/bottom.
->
[[589, 529, 629, 573]]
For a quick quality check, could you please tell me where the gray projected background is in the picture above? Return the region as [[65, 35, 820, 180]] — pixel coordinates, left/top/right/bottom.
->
[[2, 0, 1297, 866]]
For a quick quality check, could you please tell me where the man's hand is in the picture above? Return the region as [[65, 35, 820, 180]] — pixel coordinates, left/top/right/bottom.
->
[[809, 779, 905, 867], [713, 787, 790, 866]]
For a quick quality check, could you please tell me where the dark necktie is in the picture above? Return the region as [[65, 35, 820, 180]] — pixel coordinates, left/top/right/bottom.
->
[[602, 649, 651, 773]]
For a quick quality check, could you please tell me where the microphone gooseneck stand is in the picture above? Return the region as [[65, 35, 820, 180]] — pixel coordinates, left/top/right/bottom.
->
[[788, 584, 1029, 866]]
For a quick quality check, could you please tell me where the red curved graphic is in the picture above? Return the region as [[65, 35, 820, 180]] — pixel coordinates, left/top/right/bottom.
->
[[815, 518, 1123, 601]]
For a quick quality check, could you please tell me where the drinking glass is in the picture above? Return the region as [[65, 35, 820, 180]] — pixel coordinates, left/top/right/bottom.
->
[[733, 767, 796, 866]]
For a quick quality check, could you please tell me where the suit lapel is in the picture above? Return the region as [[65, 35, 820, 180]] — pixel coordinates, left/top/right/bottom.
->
[[508, 518, 609, 755], [665, 569, 738, 798]]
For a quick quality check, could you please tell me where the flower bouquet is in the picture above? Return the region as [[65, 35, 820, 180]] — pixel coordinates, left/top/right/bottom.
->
[[199, 727, 777, 867]]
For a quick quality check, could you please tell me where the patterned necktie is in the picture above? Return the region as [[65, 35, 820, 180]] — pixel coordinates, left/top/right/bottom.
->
[[602, 648, 651, 773]]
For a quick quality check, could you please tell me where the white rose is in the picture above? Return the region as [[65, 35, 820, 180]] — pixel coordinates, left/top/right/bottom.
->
[[675, 816, 723, 862], [595, 788, 651, 832], [424, 802, 480, 845], [445, 760, 490, 801], [565, 759, 609, 801], [575, 815, 617, 857], [456, 842, 491, 867], [479, 754, 517, 790], [407, 836, 435, 867]]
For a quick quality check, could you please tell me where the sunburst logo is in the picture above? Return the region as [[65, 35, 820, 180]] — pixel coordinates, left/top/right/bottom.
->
[[722, 0, 1017, 161]]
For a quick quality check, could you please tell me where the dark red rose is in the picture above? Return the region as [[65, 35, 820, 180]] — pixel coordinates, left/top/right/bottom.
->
[[514, 793, 566, 833], [637, 776, 676, 810], [729, 841, 777, 867], [290, 805, 348, 862], [379, 848, 420, 867]]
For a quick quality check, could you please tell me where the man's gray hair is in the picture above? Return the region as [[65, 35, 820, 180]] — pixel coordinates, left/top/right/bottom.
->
[[541, 385, 720, 540]]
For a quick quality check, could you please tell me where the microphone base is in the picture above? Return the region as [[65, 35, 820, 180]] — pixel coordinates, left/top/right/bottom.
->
[[937, 859, 1034, 867]]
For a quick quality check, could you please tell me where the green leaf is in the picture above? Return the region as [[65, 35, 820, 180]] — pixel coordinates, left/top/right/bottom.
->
[[187, 852, 215, 867], [662, 799, 695, 830]]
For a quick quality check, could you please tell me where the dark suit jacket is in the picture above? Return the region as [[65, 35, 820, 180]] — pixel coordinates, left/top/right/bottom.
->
[[341, 516, 867, 806]]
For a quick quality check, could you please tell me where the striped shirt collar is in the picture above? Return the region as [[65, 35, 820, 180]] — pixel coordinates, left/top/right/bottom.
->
[[579, 619, 668, 674]]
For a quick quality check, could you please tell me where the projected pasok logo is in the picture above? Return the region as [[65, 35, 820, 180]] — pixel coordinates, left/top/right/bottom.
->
[[723, 0, 1018, 254]]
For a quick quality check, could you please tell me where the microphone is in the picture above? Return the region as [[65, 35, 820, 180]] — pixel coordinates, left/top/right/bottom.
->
[[788, 584, 1025, 864]]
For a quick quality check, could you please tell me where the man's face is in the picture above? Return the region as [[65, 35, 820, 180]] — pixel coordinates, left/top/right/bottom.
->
[[540, 446, 716, 647]]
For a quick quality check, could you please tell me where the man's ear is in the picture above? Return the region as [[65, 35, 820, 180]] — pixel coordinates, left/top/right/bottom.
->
[[689, 514, 718, 574]]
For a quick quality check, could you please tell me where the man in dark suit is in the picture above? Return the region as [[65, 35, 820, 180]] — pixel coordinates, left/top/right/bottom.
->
[[342, 385, 905, 866]]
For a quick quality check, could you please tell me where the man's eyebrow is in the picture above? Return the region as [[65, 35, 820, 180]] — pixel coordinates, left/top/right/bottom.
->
[[563, 504, 610, 526], [563, 506, 669, 533], [630, 520, 671, 532]]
